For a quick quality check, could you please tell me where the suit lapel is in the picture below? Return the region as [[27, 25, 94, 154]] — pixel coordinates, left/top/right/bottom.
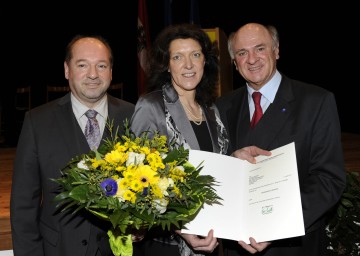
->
[[235, 91, 252, 148], [104, 96, 120, 142], [53, 94, 89, 157], [104, 95, 131, 143], [107, 95, 126, 129], [248, 79, 295, 149], [54, 94, 133, 157]]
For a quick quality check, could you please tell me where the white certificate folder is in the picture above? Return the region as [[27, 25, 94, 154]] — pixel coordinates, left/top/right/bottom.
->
[[183, 142, 305, 243]]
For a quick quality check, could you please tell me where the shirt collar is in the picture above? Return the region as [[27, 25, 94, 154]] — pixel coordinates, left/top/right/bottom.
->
[[247, 70, 282, 103], [71, 93, 108, 120]]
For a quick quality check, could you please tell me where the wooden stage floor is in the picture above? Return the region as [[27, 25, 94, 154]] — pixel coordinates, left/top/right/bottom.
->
[[1, 133, 360, 251]]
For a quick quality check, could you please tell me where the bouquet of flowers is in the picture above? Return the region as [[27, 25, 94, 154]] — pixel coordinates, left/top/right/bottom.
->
[[52, 120, 221, 256]]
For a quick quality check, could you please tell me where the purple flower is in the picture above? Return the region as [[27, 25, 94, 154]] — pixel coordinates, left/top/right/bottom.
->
[[142, 187, 148, 196], [100, 178, 118, 196]]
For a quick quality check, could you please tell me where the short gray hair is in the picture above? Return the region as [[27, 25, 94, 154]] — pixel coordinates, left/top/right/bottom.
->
[[227, 32, 235, 60], [266, 25, 280, 50], [227, 24, 280, 60]]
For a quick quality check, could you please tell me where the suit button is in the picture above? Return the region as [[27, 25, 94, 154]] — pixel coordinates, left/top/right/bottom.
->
[[81, 240, 88, 246]]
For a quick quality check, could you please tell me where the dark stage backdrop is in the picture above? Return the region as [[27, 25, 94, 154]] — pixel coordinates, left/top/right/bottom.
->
[[1, 1, 358, 146]]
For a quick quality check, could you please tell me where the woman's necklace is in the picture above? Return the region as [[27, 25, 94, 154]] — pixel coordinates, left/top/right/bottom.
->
[[182, 103, 203, 125]]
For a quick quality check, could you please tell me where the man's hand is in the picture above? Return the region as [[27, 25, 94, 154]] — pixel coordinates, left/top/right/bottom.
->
[[238, 237, 271, 254]]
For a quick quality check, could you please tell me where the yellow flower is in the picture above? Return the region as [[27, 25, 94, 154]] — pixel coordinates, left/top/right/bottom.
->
[[114, 142, 128, 152], [126, 165, 137, 173], [123, 189, 136, 203], [173, 184, 181, 197], [150, 183, 164, 198], [146, 152, 165, 170], [129, 179, 143, 192], [169, 166, 187, 183], [105, 150, 127, 166], [115, 178, 126, 201], [119, 177, 130, 190], [52, 119, 220, 256], [139, 146, 150, 155], [91, 158, 105, 169], [134, 165, 159, 188]]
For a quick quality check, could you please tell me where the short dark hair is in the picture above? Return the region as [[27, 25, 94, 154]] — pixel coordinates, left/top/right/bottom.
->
[[64, 34, 114, 67]]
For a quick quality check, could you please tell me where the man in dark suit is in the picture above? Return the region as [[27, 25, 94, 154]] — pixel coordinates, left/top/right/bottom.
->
[[216, 23, 346, 256], [10, 35, 135, 256]]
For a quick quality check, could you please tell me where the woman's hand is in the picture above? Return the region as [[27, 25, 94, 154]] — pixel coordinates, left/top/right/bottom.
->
[[176, 229, 219, 253], [231, 146, 271, 164]]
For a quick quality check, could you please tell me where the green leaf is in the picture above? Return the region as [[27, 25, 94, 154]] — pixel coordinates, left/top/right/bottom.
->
[[53, 191, 70, 201], [50, 118, 224, 256], [69, 185, 89, 201], [341, 198, 354, 208], [88, 209, 110, 220], [164, 147, 188, 163]]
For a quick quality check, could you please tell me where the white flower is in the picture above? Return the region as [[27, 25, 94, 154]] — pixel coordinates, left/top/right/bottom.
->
[[126, 152, 145, 166], [158, 177, 170, 196], [153, 198, 169, 214], [168, 178, 174, 188], [77, 160, 89, 170], [175, 166, 184, 172], [115, 178, 126, 202]]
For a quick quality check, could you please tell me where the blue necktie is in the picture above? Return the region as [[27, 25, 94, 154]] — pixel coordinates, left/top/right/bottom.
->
[[84, 109, 101, 150]]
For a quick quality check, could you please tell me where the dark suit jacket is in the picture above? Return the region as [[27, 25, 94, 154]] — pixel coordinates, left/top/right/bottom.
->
[[10, 93, 134, 256], [216, 75, 346, 256]]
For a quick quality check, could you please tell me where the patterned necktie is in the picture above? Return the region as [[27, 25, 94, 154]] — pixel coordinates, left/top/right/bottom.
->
[[84, 109, 101, 150], [250, 92, 263, 128]]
